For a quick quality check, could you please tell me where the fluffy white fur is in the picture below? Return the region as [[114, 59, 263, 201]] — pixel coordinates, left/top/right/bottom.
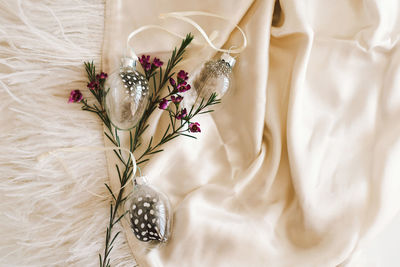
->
[[0, 0, 136, 266]]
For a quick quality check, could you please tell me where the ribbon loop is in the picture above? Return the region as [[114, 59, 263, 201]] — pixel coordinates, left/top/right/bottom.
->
[[160, 11, 247, 54], [126, 11, 247, 58]]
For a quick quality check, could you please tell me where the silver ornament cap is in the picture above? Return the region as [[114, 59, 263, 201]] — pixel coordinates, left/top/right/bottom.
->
[[221, 53, 236, 68]]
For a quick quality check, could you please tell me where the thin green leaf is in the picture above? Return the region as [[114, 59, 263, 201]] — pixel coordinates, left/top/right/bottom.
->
[[180, 133, 197, 139], [109, 231, 121, 245], [113, 212, 127, 226], [149, 149, 164, 155], [136, 158, 150, 166], [104, 184, 116, 201], [104, 132, 117, 146], [199, 110, 214, 114]]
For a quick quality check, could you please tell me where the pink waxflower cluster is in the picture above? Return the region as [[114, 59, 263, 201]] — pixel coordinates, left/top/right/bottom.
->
[[171, 95, 183, 103], [176, 108, 187, 120], [169, 70, 191, 93], [158, 98, 169, 110], [158, 69, 201, 133], [87, 72, 108, 90], [69, 71, 107, 103], [139, 55, 163, 73], [158, 69, 192, 114]]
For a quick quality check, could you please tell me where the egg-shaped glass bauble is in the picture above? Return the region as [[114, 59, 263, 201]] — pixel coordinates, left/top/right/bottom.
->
[[192, 53, 235, 107], [125, 177, 172, 245], [104, 58, 149, 130]]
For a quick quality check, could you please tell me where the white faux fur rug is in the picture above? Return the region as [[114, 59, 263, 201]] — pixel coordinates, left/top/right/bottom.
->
[[0, 0, 135, 266]]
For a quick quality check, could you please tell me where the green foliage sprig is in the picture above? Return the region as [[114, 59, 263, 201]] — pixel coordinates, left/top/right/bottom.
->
[[68, 33, 220, 266]]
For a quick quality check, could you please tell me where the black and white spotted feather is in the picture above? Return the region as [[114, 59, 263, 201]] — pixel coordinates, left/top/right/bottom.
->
[[119, 69, 149, 100], [127, 183, 170, 243]]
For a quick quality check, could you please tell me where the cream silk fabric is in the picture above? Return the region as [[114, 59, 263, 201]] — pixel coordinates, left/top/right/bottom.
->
[[102, 0, 400, 266]]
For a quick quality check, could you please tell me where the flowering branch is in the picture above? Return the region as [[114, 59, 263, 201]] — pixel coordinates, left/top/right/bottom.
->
[[136, 91, 220, 165], [69, 33, 221, 266], [132, 34, 194, 152], [77, 62, 134, 267]]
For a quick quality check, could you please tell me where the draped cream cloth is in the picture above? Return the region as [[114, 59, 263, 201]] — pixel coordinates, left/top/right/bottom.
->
[[102, 0, 400, 266]]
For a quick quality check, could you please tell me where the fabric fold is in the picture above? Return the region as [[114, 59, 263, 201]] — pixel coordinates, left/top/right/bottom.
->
[[102, 0, 400, 266]]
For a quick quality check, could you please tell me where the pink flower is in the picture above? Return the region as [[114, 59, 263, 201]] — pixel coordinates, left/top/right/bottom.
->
[[139, 55, 151, 71], [139, 55, 150, 65], [169, 71, 191, 93], [68, 90, 83, 103], [171, 95, 183, 104], [169, 71, 191, 92], [176, 108, 187, 120], [177, 81, 186, 87], [99, 72, 108, 79], [143, 62, 151, 71], [189, 122, 201, 133], [177, 70, 188, 81], [87, 80, 97, 90], [153, 57, 163, 67], [178, 83, 191, 93], [158, 98, 169, 110], [89, 72, 107, 90], [169, 77, 176, 87]]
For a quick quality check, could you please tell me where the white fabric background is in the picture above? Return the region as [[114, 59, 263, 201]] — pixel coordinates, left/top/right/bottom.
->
[[104, 0, 400, 266]]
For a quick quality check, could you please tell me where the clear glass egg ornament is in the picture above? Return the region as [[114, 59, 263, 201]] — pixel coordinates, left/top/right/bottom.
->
[[125, 177, 172, 245], [191, 53, 235, 107], [104, 58, 149, 130]]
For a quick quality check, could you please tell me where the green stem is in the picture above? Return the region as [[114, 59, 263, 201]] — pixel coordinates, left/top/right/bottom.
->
[[80, 33, 222, 267]]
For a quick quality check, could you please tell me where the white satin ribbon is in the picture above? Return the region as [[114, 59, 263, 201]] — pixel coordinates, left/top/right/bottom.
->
[[160, 11, 247, 54], [126, 11, 247, 59]]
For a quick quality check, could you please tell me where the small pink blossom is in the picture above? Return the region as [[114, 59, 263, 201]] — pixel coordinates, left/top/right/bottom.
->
[[169, 77, 176, 87], [87, 80, 98, 90], [177, 81, 187, 87], [177, 70, 189, 81], [178, 83, 191, 93], [158, 98, 169, 110], [171, 95, 183, 104], [144, 63, 151, 71], [97, 72, 108, 80], [176, 108, 187, 120], [139, 55, 151, 71], [139, 55, 150, 65], [68, 90, 83, 103], [189, 122, 201, 133], [153, 57, 163, 67], [169, 71, 191, 93]]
